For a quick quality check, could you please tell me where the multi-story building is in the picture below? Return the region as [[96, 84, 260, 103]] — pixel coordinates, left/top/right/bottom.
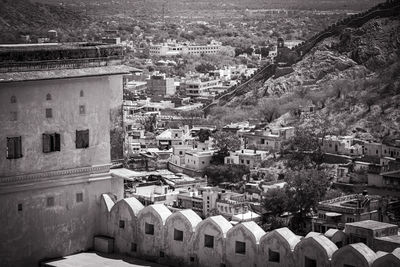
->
[[146, 74, 176, 101], [0, 43, 129, 267], [225, 149, 268, 169], [184, 78, 222, 98], [243, 126, 295, 151], [312, 193, 385, 233], [149, 39, 222, 57]]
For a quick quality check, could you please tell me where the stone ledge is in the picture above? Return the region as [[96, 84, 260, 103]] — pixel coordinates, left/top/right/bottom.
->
[[0, 164, 111, 186]]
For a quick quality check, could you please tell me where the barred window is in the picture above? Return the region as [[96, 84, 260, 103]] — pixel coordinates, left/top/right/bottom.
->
[[80, 90, 84, 97], [46, 93, 52, 100], [76, 130, 89, 149], [10, 95, 16, 103], [43, 133, 60, 153], [6, 136, 22, 159]]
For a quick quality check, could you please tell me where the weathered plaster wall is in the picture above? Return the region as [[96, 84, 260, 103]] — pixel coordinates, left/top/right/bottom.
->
[[259, 231, 297, 267], [137, 208, 165, 260], [0, 175, 122, 267], [109, 199, 140, 255], [0, 76, 111, 176], [225, 225, 258, 267], [294, 237, 336, 267], [192, 220, 227, 267], [164, 213, 195, 266]]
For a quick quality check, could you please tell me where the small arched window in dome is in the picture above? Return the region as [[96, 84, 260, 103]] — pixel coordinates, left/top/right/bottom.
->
[[46, 93, 52, 101], [80, 90, 84, 97], [11, 96, 17, 103]]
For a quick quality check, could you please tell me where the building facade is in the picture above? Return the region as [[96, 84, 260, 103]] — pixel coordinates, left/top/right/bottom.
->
[[0, 43, 128, 267]]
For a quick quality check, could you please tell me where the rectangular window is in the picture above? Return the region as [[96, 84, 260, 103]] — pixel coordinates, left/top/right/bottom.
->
[[47, 196, 54, 207], [6, 136, 22, 159], [131, 243, 137, 252], [76, 192, 83, 203], [246, 160, 250, 165], [204, 234, 214, 248], [42, 133, 61, 153], [18, 203, 23, 211], [235, 241, 246, 254], [159, 251, 164, 257], [45, 108, 53, 118], [119, 220, 125, 229], [76, 129, 89, 149], [305, 256, 317, 267], [174, 229, 183, 241], [79, 105, 86, 115], [269, 249, 280, 262], [145, 222, 154, 235]]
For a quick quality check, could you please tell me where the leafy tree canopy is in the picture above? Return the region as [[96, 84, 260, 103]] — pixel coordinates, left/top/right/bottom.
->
[[204, 164, 250, 185]]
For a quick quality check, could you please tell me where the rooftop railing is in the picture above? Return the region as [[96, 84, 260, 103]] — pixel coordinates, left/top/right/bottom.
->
[[0, 56, 123, 73]]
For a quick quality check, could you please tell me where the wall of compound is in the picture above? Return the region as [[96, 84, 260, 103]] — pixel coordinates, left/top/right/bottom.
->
[[101, 196, 400, 267], [0, 174, 123, 267]]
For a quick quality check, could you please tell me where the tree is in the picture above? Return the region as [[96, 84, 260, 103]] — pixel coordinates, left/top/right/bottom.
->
[[195, 62, 215, 73], [284, 169, 330, 234], [204, 164, 250, 185], [256, 98, 280, 123], [212, 131, 241, 153], [282, 127, 324, 170], [262, 188, 288, 216], [197, 128, 212, 142]]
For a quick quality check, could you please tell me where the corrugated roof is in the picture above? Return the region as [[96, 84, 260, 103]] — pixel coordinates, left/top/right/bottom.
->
[[0, 65, 135, 83]]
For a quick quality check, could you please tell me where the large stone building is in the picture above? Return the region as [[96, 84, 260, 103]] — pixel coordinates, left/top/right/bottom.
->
[[149, 39, 222, 57], [0, 43, 130, 267]]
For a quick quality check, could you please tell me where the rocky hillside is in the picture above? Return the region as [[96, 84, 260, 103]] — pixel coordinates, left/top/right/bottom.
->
[[0, 0, 88, 43], [219, 14, 400, 141]]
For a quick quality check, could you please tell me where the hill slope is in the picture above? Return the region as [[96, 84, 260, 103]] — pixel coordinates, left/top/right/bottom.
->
[[214, 14, 400, 141], [0, 0, 88, 43]]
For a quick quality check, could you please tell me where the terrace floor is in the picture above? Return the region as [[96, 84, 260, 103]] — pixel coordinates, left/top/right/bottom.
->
[[42, 252, 168, 267]]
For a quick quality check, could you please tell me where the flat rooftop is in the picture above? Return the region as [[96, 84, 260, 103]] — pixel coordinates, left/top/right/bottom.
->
[[0, 65, 135, 83], [42, 252, 167, 267], [346, 220, 398, 231]]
